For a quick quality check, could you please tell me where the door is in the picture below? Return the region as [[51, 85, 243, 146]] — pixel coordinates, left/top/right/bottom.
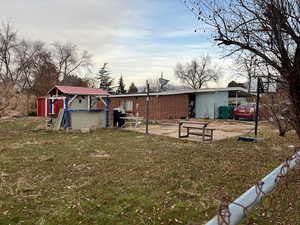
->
[[37, 98, 46, 117], [54, 99, 64, 116]]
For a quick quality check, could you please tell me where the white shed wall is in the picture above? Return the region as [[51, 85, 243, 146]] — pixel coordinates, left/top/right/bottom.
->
[[70, 111, 104, 130], [195, 92, 229, 119]]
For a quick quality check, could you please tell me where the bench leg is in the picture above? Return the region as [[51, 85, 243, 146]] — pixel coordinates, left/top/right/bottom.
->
[[179, 123, 185, 138]]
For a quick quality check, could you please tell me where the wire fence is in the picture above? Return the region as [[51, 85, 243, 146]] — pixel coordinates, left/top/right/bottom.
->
[[205, 146, 300, 225]]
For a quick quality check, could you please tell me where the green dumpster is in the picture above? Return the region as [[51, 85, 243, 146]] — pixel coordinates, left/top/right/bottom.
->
[[218, 106, 234, 119]]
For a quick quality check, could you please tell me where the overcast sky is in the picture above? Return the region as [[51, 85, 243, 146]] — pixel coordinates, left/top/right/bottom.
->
[[1, 0, 243, 87]]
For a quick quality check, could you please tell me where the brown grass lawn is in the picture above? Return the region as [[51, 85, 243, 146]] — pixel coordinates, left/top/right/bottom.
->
[[0, 117, 300, 225]]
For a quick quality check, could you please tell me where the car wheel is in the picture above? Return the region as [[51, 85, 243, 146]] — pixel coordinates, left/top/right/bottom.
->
[[234, 116, 239, 120]]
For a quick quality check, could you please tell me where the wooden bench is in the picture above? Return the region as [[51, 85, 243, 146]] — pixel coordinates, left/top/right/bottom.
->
[[178, 121, 215, 141]]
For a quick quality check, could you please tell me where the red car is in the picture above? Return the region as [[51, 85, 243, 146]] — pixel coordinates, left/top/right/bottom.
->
[[234, 103, 256, 120]]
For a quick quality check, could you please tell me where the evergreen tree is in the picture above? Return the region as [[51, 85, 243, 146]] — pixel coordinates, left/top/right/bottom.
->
[[116, 75, 126, 94], [128, 82, 138, 94], [97, 63, 114, 91]]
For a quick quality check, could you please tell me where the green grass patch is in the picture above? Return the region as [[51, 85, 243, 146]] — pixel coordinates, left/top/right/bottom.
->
[[0, 117, 299, 225]]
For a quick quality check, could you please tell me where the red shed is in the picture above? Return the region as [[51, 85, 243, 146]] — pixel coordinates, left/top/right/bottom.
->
[[36, 97, 64, 117], [37, 85, 110, 130], [37, 85, 109, 117]]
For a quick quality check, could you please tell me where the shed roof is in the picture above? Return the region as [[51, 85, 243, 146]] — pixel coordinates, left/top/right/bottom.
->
[[111, 87, 250, 98], [48, 85, 109, 96]]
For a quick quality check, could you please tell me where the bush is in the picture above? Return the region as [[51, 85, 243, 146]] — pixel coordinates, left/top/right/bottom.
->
[[28, 111, 37, 117]]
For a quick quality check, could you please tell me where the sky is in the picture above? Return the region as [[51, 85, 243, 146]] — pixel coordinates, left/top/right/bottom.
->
[[0, 0, 243, 87]]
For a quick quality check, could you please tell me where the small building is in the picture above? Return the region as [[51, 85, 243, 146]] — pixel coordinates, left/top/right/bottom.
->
[[109, 87, 251, 120], [37, 85, 110, 130]]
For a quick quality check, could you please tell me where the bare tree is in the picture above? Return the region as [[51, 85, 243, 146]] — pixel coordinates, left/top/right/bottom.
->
[[235, 54, 257, 93], [29, 50, 59, 96], [183, 0, 300, 138], [261, 90, 292, 136], [0, 23, 18, 86], [236, 54, 278, 93], [175, 56, 219, 89], [17, 41, 48, 91], [0, 23, 42, 92], [147, 76, 161, 92], [51, 42, 92, 81]]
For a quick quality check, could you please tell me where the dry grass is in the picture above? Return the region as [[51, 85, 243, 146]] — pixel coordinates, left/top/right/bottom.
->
[[0, 117, 299, 225]]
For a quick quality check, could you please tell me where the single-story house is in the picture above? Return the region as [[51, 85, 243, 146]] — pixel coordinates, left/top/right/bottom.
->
[[37, 85, 110, 130], [109, 87, 252, 120]]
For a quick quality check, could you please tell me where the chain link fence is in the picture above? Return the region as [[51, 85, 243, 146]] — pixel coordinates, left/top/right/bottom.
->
[[205, 146, 300, 225]]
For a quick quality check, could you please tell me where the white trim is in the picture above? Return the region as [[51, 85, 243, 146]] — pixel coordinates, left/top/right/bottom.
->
[[47, 86, 57, 95], [44, 98, 47, 117], [88, 96, 91, 111], [36, 99, 39, 116], [99, 96, 107, 107], [52, 99, 55, 114], [68, 95, 77, 106], [63, 98, 66, 110], [110, 87, 250, 98], [47, 97, 66, 100]]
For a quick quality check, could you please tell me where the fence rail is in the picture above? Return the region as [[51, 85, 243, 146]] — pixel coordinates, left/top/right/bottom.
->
[[205, 147, 300, 225]]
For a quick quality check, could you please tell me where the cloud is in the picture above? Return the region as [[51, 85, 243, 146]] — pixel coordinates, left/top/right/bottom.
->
[[159, 29, 195, 38], [0, 0, 140, 47], [99, 41, 237, 88], [0, 0, 240, 88]]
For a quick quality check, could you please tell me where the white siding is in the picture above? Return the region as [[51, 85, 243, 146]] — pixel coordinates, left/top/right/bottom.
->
[[195, 92, 229, 119]]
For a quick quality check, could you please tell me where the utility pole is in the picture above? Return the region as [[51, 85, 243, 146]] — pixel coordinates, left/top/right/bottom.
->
[[145, 80, 150, 135]]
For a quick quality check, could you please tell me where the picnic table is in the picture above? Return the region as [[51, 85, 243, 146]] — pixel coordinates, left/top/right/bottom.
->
[[120, 116, 144, 128], [178, 121, 215, 141]]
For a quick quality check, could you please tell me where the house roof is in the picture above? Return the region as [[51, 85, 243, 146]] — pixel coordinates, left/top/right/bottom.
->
[[110, 87, 250, 98], [48, 85, 109, 96]]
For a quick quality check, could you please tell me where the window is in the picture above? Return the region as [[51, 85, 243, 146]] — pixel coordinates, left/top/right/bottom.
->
[[123, 100, 133, 111]]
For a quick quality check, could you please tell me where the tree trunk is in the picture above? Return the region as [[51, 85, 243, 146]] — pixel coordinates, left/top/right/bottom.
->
[[287, 72, 300, 139]]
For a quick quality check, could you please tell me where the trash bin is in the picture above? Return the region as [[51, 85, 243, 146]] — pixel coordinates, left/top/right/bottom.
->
[[113, 109, 126, 127], [118, 113, 126, 127], [113, 110, 120, 127], [218, 106, 234, 119]]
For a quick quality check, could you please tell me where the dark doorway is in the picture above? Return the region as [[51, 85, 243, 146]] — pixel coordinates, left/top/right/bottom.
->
[[188, 94, 196, 118]]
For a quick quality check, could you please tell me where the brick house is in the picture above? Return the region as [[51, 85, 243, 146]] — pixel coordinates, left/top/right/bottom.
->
[[108, 87, 251, 121], [110, 93, 189, 120]]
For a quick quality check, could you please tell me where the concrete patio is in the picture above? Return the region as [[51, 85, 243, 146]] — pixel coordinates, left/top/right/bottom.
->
[[125, 120, 264, 142]]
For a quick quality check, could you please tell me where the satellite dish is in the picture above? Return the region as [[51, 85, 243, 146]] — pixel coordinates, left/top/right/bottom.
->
[[159, 77, 169, 87]]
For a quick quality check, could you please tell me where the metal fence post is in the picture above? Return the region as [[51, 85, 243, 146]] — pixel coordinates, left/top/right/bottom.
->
[[104, 96, 110, 128], [146, 81, 150, 135]]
